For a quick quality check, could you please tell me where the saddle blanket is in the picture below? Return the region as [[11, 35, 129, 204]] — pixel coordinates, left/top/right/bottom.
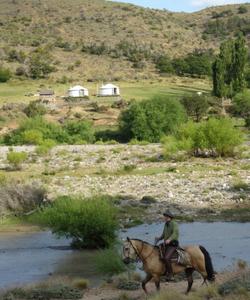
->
[[159, 244, 191, 266]]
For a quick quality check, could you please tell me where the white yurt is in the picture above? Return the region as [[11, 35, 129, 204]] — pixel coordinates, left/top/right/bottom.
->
[[98, 83, 120, 96], [68, 85, 89, 97]]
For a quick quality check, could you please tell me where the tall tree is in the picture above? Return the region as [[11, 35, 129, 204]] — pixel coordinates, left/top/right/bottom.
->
[[231, 34, 248, 93], [212, 34, 247, 98]]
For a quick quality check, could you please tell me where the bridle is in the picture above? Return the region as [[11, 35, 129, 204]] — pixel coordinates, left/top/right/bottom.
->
[[126, 238, 155, 263]]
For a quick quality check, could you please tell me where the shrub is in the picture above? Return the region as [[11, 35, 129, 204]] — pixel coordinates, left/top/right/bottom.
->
[[24, 101, 46, 117], [22, 129, 43, 145], [181, 94, 209, 122], [218, 271, 250, 296], [63, 120, 95, 144], [7, 151, 28, 170], [15, 66, 27, 76], [4, 117, 68, 145], [194, 118, 243, 156], [155, 55, 174, 74], [119, 96, 186, 142], [232, 90, 250, 126], [28, 47, 55, 79], [72, 278, 89, 290], [0, 182, 46, 217], [95, 247, 126, 276], [36, 139, 56, 155], [0, 172, 7, 185], [0, 67, 11, 82], [238, 6, 248, 14], [32, 195, 118, 248], [163, 118, 243, 158], [1, 284, 83, 300]]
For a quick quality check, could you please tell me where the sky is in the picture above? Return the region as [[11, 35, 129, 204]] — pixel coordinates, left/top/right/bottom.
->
[[110, 0, 250, 12]]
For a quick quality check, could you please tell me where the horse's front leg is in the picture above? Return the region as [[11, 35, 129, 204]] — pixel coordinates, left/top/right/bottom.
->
[[142, 273, 152, 294]]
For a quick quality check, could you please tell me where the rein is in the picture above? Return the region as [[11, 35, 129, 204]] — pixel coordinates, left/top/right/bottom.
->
[[128, 239, 155, 263]]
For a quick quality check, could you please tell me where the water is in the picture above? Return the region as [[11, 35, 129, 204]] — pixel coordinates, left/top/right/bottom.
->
[[0, 231, 100, 289], [0, 222, 250, 289]]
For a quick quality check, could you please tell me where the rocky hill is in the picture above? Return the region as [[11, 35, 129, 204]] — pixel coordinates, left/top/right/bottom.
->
[[0, 0, 249, 81]]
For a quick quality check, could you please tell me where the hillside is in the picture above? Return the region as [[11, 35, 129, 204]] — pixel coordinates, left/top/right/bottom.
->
[[0, 0, 249, 81]]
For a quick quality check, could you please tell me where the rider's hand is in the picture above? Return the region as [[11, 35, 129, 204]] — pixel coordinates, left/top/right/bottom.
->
[[165, 239, 171, 244]]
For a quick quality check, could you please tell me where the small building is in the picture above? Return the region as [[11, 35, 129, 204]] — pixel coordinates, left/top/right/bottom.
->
[[68, 85, 89, 97], [98, 83, 120, 97], [39, 90, 55, 102]]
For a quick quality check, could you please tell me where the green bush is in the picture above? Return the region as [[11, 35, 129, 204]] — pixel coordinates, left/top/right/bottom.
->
[[0, 67, 11, 82], [32, 195, 118, 249], [63, 120, 95, 144], [3, 117, 68, 145], [232, 90, 250, 126], [28, 47, 55, 79], [3, 117, 96, 146], [194, 118, 243, 156], [163, 118, 243, 158], [24, 101, 47, 117], [7, 151, 28, 170], [36, 139, 56, 155], [119, 96, 186, 142], [95, 247, 126, 276], [22, 129, 43, 145]]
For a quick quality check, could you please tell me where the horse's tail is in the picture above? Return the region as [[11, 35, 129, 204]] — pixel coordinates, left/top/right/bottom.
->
[[199, 245, 215, 282]]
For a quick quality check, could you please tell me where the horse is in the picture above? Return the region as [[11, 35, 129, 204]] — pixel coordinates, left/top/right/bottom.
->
[[122, 237, 215, 294]]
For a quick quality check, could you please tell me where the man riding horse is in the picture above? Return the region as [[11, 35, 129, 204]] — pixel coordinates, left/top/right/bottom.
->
[[155, 210, 179, 281]]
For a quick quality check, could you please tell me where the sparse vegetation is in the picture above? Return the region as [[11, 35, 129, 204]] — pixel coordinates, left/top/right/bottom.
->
[[0, 182, 46, 217], [7, 151, 28, 170], [0, 282, 83, 300]]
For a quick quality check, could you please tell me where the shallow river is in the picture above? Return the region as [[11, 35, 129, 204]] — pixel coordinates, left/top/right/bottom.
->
[[0, 222, 250, 289]]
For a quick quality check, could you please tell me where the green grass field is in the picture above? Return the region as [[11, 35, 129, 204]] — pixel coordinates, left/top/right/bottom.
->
[[0, 76, 212, 104]]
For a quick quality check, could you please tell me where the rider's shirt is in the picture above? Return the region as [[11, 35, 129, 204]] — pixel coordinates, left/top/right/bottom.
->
[[161, 220, 179, 241]]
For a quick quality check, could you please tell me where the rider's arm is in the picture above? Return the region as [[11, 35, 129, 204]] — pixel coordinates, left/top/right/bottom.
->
[[155, 226, 165, 242]]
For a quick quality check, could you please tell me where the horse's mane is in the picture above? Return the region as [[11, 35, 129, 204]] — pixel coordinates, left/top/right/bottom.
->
[[129, 238, 158, 249]]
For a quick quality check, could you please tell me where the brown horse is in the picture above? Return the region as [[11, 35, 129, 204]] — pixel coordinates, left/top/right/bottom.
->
[[122, 238, 215, 294]]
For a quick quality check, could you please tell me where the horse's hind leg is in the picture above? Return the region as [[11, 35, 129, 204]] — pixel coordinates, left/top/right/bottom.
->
[[185, 268, 194, 294], [142, 273, 152, 294], [153, 275, 161, 291]]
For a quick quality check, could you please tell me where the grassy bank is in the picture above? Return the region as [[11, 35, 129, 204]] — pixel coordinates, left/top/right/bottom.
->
[[0, 77, 211, 104]]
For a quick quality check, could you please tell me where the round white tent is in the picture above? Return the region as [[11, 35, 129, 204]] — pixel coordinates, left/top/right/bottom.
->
[[68, 85, 89, 97], [98, 83, 120, 96]]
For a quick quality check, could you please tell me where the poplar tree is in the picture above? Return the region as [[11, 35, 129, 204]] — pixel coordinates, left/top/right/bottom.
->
[[212, 34, 247, 98], [231, 34, 248, 93]]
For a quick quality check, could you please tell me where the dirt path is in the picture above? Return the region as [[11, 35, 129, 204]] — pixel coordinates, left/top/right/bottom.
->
[[81, 279, 204, 300]]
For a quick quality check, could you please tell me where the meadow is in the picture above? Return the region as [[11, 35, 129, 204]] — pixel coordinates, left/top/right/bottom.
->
[[0, 76, 211, 104]]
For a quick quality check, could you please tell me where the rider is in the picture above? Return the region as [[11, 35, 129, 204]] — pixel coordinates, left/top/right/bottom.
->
[[155, 210, 179, 280]]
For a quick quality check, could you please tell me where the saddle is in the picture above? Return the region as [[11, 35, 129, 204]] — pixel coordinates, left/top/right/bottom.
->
[[158, 244, 191, 266]]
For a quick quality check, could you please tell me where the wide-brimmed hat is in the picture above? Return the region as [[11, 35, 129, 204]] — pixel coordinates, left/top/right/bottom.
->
[[163, 210, 174, 218]]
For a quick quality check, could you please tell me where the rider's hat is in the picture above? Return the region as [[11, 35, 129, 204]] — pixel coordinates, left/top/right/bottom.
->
[[163, 210, 174, 218]]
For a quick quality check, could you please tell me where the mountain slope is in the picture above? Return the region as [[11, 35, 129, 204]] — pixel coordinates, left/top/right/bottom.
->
[[0, 0, 249, 81]]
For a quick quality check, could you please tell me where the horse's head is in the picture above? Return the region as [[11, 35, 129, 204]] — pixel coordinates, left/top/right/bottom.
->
[[122, 237, 137, 264]]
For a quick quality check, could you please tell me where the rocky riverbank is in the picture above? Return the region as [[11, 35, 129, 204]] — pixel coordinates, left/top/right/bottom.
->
[[0, 144, 249, 224]]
